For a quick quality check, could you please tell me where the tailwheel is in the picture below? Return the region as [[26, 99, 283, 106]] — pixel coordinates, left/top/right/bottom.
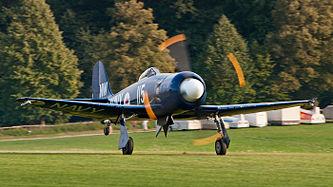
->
[[102, 120, 112, 136], [122, 137, 134, 155], [215, 139, 227, 155]]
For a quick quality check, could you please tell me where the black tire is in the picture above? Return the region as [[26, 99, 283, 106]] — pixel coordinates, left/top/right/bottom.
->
[[104, 126, 110, 136], [122, 137, 134, 155], [215, 139, 227, 155]]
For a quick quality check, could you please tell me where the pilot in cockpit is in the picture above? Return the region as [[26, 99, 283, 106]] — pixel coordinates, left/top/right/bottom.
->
[[147, 68, 156, 77], [139, 67, 160, 80]]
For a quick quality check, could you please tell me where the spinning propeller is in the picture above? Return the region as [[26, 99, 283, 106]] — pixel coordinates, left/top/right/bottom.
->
[[193, 132, 222, 146], [158, 34, 246, 145], [193, 53, 245, 146]]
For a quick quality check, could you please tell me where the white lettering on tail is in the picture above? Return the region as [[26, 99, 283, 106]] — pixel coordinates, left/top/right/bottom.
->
[[99, 82, 108, 98]]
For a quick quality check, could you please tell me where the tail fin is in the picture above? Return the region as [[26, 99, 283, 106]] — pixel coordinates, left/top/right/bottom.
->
[[92, 61, 113, 99]]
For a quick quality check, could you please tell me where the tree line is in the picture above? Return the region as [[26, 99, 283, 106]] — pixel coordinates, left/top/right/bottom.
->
[[0, 0, 332, 126]]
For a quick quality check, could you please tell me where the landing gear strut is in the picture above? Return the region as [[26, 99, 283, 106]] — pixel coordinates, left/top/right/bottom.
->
[[101, 117, 134, 155], [118, 117, 134, 155], [214, 116, 230, 155]]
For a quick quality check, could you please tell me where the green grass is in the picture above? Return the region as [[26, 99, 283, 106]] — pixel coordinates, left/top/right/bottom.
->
[[1, 124, 332, 153], [0, 153, 331, 187], [0, 121, 156, 137], [0, 122, 102, 136], [0, 124, 332, 186]]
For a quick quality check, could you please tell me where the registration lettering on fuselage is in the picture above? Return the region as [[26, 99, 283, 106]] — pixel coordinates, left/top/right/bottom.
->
[[49, 103, 104, 113], [137, 84, 145, 105]]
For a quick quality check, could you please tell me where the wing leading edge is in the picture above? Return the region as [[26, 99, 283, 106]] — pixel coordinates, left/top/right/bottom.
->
[[16, 97, 156, 119], [173, 99, 314, 119], [17, 98, 314, 120]]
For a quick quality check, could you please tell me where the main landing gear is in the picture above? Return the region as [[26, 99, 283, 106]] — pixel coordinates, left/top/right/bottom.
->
[[101, 116, 134, 155], [122, 137, 134, 155], [214, 116, 230, 155]]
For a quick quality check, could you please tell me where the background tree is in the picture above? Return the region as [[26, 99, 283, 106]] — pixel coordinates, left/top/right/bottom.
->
[[266, 0, 333, 100], [46, 0, 115, 35], [250, 41, 289, 102], [46, 0, 117, 98], [1, 0, 332, 126], [214, 0, 277, 44], [317, 36, 333, 107], [143, 0, 222, 73], [74, 29, 111, 97], [198, 15, 255, 105], [0, 0, 82, 126], [97, 0, 175, 92]]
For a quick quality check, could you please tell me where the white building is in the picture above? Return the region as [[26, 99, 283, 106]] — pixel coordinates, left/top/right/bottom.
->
[[244, 112, 268, 127], [266, 106, 300, 125], [323, 105, 333, 120]]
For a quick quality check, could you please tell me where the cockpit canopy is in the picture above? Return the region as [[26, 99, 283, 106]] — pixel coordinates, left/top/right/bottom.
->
[[139, 67, 160, 80]]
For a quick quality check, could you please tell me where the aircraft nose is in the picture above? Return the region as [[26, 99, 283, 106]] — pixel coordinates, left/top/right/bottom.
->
[[179, 78, 205, 102]]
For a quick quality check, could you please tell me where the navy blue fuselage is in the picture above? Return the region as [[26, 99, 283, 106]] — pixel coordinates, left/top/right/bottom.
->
[[108, 71, 206, 119]]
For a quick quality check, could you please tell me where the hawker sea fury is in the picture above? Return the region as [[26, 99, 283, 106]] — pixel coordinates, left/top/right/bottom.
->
[[17, 61, 314, 155], [16, 35, 314, 155]]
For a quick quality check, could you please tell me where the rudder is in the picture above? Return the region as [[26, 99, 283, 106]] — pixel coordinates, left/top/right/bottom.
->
[[92, 61, 113, 99]]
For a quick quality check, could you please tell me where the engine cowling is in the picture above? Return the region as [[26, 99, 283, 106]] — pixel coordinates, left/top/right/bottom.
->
[[158, 72, 206, 115]]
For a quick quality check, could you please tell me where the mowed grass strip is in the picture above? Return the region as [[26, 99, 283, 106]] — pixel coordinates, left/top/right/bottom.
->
[[0, 124, 332, 153], [0, 124, 332, 186], [0, 153, 332, 187]]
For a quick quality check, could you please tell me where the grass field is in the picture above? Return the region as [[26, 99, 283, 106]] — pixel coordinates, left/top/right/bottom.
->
[[0, 121, 156, 137], [0, 124, 332, 186]]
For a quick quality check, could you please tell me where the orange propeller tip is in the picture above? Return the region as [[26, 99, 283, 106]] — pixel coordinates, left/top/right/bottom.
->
[[227, 53, 245, 88], [158, 34, 186, 51]]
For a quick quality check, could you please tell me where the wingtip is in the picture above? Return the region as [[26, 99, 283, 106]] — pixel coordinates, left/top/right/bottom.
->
[[15, 98, 32, 106], [15, 97, 27, 103], [309, 98, 317, 106]]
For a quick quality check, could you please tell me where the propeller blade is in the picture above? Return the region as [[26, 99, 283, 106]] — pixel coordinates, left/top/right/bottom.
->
[[159, 34, 191, 71], [193, 132, 222, 146], [143, 91, 157, 120], [227, 53, 245, 88], [158, 34, 186, 51]]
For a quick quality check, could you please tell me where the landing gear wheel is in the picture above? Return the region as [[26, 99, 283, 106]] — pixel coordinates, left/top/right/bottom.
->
[[215, 139, 227, 155], [104, 126, 110, 136], [122, 137, 134, 155]]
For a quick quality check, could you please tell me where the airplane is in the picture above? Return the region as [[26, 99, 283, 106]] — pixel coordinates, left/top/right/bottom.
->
[[16, 60, 313, 155], [16, 35, 314, 155]]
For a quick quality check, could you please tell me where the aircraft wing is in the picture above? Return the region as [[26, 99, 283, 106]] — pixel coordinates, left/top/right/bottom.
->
[[17, 98, 314, 120], [173, 99, 314, 119], [16, 97, 154, 119]]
